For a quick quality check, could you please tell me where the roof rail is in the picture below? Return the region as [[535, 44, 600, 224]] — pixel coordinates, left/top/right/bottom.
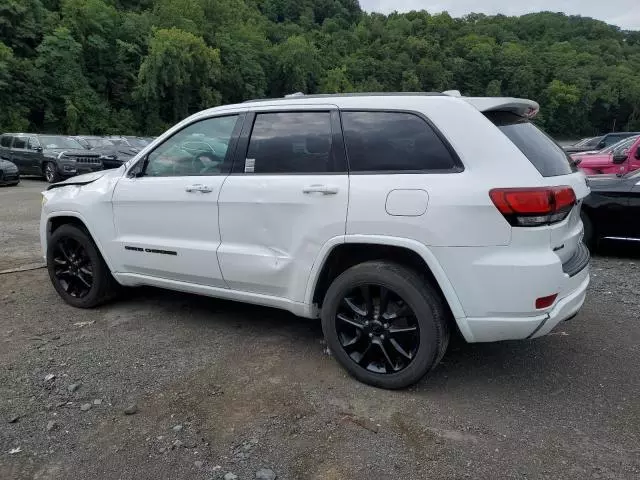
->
[[242, 92, 445, 103]]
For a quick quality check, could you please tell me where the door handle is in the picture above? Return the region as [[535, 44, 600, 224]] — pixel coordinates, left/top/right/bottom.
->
[[302, 184, 339, 195], [185, 184, 213, 193]]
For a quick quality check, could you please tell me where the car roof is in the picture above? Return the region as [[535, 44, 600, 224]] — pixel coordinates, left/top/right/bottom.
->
[[604, 132, 640, 137], [202, 92, 540, 118]]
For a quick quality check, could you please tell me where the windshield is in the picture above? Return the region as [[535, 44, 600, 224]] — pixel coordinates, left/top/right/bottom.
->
[[584, 136, 603, 148], [603, 136, 639, 155], [125, 137, 150, 148], [87, 138, 115, 148], [40, 136, 84, 149]]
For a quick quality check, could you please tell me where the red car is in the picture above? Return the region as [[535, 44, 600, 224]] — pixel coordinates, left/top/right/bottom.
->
[[574, 135, 640, 175]]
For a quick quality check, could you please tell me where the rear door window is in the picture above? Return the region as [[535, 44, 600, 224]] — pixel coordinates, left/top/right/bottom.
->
[[486, 111, 575, 177], [245, 112, 338, 174], [12, 137, 27, 149], [341, 111, 459, 172]]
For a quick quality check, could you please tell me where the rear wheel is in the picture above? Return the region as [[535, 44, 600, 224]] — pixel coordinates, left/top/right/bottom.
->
[[47, 224, 118, 308], [321, 261, 449, 389], [43, 162, 61, 183]]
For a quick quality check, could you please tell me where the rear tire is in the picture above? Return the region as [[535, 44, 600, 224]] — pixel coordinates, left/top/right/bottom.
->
[[47, 224, 118, 308], [321, 261, 450, 389], [43, 162, 61, 183]]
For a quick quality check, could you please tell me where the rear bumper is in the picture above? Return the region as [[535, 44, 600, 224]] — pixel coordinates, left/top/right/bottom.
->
[[462, 265, 589, 342]]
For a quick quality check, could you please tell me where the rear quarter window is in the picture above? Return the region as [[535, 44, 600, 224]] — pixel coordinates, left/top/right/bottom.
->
[[485, 111, 575, 177], [341, 111, 459, 172]]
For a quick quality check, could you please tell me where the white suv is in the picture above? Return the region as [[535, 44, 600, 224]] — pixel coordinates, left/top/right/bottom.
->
[[40, 93, 590, 389]]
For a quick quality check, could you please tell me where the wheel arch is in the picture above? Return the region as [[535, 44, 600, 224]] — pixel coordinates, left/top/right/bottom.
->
[[45, 212, 115, 272], [305, 235, 470, 339]]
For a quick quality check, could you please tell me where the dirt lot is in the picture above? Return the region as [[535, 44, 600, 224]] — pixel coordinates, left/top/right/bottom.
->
[[1, 179, 639, 480]]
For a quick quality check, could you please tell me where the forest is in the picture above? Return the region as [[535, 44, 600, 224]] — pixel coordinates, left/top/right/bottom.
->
[[1, 0, 640, 137]]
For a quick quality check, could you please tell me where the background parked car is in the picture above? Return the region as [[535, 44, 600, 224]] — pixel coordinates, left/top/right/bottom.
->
[[574, 136, 640, 175], [0, 133, 102, 183], [563, 136, 603, 153], [73, 135, 138, 169], [581, 169, 640, 247], [0, 158, 20, 186]]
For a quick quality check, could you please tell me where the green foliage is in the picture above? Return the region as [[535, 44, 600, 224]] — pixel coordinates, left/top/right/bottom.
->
[[2, 1, 640, 137], [136, 27, 222, 130]]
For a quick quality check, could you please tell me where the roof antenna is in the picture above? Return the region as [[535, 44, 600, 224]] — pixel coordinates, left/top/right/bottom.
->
[[284, 92, 305, 98], [442, 90, 462, 97]]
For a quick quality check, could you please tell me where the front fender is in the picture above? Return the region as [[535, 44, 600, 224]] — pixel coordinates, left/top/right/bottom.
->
[[40, 210, 116, 273]]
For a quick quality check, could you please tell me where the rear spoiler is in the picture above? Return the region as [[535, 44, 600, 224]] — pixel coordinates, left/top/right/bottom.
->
[[462, 97, 540, 119]]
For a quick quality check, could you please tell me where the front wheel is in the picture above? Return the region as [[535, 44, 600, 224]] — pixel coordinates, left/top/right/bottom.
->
[[47, 224, 118, 308], [321, 261, 450, 389], [43, 162, 61, 183]]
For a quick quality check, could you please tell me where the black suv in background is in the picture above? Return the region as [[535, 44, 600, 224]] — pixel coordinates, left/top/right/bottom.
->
[[0, 133, 102, 183], [73, 135, 138, 169]]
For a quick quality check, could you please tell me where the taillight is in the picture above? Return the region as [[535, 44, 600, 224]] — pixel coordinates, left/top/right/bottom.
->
[[489, 186, 576, 227]]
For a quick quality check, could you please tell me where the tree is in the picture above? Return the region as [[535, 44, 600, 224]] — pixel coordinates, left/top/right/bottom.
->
[[136, 27, 222, 131]]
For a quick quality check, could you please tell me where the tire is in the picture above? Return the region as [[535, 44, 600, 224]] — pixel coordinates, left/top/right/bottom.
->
[[47, 224, 118, 308], [321, 261, 450, 389], [43, 161, 61, 183], [581, 211, 595, 250]]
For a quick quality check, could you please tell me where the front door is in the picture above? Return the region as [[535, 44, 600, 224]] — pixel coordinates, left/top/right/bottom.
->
[[217, 108, 349, 301], [10, 136, 28, 174], [110, 113, 244, 287]]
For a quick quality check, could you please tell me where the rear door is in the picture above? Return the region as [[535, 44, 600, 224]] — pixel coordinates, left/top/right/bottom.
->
[[217, 107, 348, 301], [485, 111, 590, 263]]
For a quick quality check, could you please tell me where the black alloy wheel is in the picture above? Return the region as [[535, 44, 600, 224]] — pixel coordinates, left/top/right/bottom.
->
[[44, 162, 58, 183], [47, 224, 118, 308], [335, 284, 419, 374], [51, 236, 94, 298], [321, 261, 449, 389]]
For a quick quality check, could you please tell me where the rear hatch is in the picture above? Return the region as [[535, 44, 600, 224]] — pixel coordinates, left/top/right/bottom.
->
[[471, 101, 590, 268]]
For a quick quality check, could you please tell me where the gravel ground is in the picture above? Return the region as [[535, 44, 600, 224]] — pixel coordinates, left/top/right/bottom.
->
[[1, 180, 639, 479]]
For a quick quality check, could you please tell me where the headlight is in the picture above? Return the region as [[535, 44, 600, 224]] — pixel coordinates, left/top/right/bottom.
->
[[58, 152, 75, 161], [99, 154, 117, 160], [41, 193, 48, 205]]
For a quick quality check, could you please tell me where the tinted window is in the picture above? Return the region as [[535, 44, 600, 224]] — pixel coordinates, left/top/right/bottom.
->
[[486, 111, 575, 177], [0, 135, 12, 148], [245, 112, 335, 174], [341, 111, 457, 172], [13, 137, 27, 149], [145, 115, 239, 177], [584, 136, 602, 148]]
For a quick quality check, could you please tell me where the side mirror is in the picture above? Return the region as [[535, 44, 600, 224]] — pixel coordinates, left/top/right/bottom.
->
[[35, 146, 43, 152], [612, 152, 628, 164]]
